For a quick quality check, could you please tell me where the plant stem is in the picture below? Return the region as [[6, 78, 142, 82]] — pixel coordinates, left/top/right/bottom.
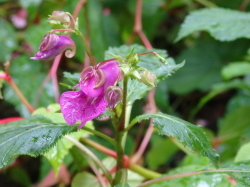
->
[[112, 76, 129, 185], [194, 0, 217, 8], [81, 138, 162, 179], [79, 32, 96, 65], [138, 169, 250, 187], [129, 163, 161, 179], [82, 126, 115, 145], [65, 135, 113, 184]]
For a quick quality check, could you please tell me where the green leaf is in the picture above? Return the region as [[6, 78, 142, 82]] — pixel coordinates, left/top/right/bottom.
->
[[0, 115, 78, 169], [105, 44, 183, 103], [218, 106, 250, 141], [221, 62, 250, 80], [0, 19, 18, 62], [19, 0, 43, 8], [44, 130, 87, 175], [63, 72, 80, 86], [176, 8, 250, 42], [88, 0, 107, 61], [130, 112, 219, 168], [191, 79, 250, 118], [226, 161, 250, 186], [146, 135, 179, 170], [166, 41, 223, 94], [148, 165, 231, 187], [3, 55, 54, 117], [235, 142, 250, 162], [72, 172, 100, 187]]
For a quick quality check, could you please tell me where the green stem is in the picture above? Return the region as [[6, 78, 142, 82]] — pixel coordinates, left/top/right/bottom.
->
[[78, 32, 96, 65], [194, 0, 217, 7], [138, 169, 250, 187], [113, 76, 129, 186], [129, 163, 161, 179], [65, 135, 113, 184], [82, 126, 115, 145]]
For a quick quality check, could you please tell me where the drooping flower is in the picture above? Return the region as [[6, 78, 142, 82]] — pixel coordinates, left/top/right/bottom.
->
[[60, 61, 121, 128], [30, 33, 76, 60]]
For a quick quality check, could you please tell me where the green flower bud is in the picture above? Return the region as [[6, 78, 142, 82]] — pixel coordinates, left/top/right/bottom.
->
[[48, 11, 71, 28], [140, 70, 157, 87]]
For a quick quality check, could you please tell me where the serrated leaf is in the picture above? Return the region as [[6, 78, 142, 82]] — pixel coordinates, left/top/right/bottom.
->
[[148, 165, 231, 187], [176, 8, 250, 42], [226, 161, 250, 186], [105, 44, 183, 103], [44, 129, 88, 175], [0, 116, 78, 169], [221, 62, 250, 80], [131, 112, 219, 168], [235, 142, 250, 162]]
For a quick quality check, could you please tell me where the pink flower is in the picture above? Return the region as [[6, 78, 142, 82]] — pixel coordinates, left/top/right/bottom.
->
[[30, 33, 75, 60], [60, 61, 121, 128]]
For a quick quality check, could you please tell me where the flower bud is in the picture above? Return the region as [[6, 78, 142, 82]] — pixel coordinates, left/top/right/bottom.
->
[[49, 11, 71, 28], [140, 70, 157, 87], [105, 86, 123, 108], [30, 33, 76, 60]]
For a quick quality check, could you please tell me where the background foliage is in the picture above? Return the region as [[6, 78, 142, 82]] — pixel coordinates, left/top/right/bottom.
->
[[1, 0, 250, 186]]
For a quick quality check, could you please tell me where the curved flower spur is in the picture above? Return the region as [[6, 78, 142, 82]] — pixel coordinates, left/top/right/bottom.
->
[[30, 33, 76, 61]]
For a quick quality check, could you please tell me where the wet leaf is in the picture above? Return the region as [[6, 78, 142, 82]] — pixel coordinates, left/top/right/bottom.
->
[[176, 8, 250, 42], [0, 115, 78, 169]]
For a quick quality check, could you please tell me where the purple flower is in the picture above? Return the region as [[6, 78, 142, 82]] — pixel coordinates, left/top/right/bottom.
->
[[60, 61, 121, 128], [30, 33, 76, 60]]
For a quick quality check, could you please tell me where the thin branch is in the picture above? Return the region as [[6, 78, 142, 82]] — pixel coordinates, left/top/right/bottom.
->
[[1, 62, 35, 113], [126, 0, 152, 49], [81, 138, 162, 179], [138, 169, 250, 187], [130, 88, 157, 164], [85, 156, 108, 187], [65, 135, 113, 184]]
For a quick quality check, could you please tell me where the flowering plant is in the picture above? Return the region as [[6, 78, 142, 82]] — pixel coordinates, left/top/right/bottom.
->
[[1, 3, 250, 187]]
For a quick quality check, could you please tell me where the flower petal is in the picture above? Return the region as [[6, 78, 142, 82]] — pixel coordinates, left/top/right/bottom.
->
[[79, 67, 103, 97], [79, 94, 108, 128], [59, 90, 87, 125], [99, 61, 121, 90], [30, 35, 75, 60]]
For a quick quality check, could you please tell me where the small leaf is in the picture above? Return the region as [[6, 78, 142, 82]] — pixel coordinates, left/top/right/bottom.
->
[[72, 172, 100, 187], [0, 115, 78, 169], [63, 72, 80, 86], [131, 112, 219, 168], [235, 142, 250, 162], [176, 8, 250, 42], [221, 62, 250, 80], [218, 106, 250, 141]]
